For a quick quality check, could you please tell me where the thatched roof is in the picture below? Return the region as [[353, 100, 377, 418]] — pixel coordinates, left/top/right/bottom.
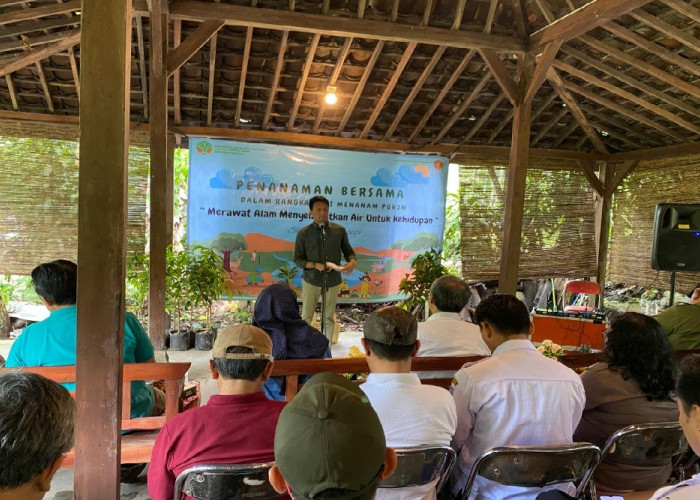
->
[[0, 0, 698, 155]]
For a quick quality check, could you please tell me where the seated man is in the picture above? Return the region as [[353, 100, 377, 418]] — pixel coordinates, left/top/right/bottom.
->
[[651, 354, 700, 499], [269, 372, 397, 500], [360, 306, 457, 499], [450, 294, 585, 499], [5, 260, 162, 418], [655, 283, 700, 350], [0, 371, 76, 500], [148, 324, 286, 500], [417, 276, 490, 378]]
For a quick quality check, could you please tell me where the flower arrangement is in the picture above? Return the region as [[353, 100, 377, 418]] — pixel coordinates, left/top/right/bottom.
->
[[344, 345, 368, 380], [537, 339, 563, 359]]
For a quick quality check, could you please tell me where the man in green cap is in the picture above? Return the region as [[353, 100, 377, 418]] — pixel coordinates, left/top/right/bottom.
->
[[269, 372, 397, 499]]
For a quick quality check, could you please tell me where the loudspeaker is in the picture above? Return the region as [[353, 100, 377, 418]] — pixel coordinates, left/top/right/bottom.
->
[[651, 203, 700, 272]]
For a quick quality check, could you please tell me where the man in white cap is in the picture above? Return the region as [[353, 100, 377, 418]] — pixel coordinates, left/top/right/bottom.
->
[[147, 324, 286, 500]]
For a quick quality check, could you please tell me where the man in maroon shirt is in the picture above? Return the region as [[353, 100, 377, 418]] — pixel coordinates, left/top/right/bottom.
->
[[147, 324, 286, 500]]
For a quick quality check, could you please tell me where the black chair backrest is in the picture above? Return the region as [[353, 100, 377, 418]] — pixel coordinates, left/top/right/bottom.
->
[[379, 445, 456, 491], [173, 463, 284, 500], [600, 421, 688, 460]]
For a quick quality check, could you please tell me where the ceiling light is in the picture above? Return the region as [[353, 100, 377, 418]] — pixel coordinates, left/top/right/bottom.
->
[[325, 86, 337, 105]]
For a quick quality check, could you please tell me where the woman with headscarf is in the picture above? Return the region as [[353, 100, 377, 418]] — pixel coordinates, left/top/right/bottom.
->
[[252, 283, 330, 400]]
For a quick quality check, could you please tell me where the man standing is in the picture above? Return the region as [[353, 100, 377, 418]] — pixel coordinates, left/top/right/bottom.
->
[[360, 306, 457, 500], [148, 324, 286, 500], [450, 294, 585, 499], [655, 283, 700, 350], [294, 195, 356, 343], [417, 276, 490, 378]]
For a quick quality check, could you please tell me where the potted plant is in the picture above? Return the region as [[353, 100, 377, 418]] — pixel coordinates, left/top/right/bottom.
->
[[398, 248, 453, 320], [166, 246, 195, 350], [188, 245, 228, 350]]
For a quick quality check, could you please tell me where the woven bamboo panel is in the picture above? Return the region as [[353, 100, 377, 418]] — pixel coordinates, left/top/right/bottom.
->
[[458, 162, 597, 281], [607, 154, 700, 292], [0, 136, 149, 275]]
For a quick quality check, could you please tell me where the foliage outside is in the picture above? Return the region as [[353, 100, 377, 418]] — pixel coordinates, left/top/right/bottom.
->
[[398, 248, 454, 320]]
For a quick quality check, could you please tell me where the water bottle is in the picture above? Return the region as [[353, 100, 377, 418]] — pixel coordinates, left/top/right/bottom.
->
[[650, 299, 659, 316], [640, 297, 649, 315]]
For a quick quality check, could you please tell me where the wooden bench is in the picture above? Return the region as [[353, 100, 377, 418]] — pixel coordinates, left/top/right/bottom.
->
[[271, 350, 700, 400], [0, 362, 190, 466]]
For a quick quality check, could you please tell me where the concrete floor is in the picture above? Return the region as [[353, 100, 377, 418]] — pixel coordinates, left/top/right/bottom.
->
[[1, 331, 364, 499]]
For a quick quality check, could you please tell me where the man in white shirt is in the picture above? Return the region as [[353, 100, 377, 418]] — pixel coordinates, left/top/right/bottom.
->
[[417, 276, 490, 378], [360, 306, 457, 500], [450, 294, 585, 499]]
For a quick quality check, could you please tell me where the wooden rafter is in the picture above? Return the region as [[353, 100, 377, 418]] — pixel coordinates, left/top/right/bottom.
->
[[383, 46, 445, 140], [0, 17, 78, 39], [587, 120, 646, 150], [579, 34, 700, 101], [529, 0, 654, 51], [484, 0, 498, 33], [173, 20, 181, 125], [608, 160, 639, 193], [602, 21, 700, 78], [206, 31, 217, 127], [554, 60, 700, 136], [462, 93, 504, 143], [408, 49, 476, 143], [235, 27, 253, 128], [580, 104, 664, 148], [359, 42, 416, 138], [287, 33, 320, 130], [524, 41, 561, 103], [559, 45, 698, 120], [564, 79, 690, 143], [136, 16, 148, 119], [629, 8, 700, 54], [67, 47, 79, 103], [0, 0, 80, 26], [551, 120, 579, 148], [577, 159, 604, 197], [0, 32, 80, 78], [531, 106, 567, 146], [611, 141, 700, 161], [479, 49, 518, 104], [0, 30, 75, 53], [431, 71, 491, 145], [512, 0, 530, 38], [313, 36, 352, 134], [34, 61, 53, 112], [660, 0, 700, 24], [168, 1, 525, 52], [488, 108, 514, 143], [262, 30, 287, 130], [546, 68, 609, 154], [166, 20, 225, 77], [4, 74, 18, 109]]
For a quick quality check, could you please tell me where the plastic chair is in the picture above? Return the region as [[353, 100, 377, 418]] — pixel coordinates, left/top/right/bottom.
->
[[379, 445, 456, 493], [585, 422, 689, 498], [173, 462, 284, 500], [461, 443, 601, 500], [563, 280, 601, 313]]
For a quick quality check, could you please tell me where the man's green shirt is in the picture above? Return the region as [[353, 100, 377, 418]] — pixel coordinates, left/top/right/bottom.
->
[[294, 221, 355, 287]]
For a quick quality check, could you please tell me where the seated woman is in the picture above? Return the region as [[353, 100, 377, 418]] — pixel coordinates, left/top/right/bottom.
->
[[574, 312, 678, 491], [651, 354, 700, 499], [252, 283, 329, 400]]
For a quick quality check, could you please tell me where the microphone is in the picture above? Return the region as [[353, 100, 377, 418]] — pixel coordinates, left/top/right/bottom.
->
[[319, 222, 326, 237]]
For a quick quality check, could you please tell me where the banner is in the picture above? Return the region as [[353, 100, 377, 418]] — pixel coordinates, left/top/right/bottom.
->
[[187, 139, 448, 301]]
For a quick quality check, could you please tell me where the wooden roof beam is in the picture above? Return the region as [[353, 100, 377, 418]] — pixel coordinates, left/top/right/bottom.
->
[[610, 141, 700, 161], [262, 30, 287, 130], [235, 27, 253, 128], [488, 108, 514, 143], [359, 41, 416, 139], [564, 79, 690, 143], [4, 74, 18, 109], [136, 16, 148, 119], [462, 93, 505, 143], [546, 68, 610, 154], [173, 20, 181, 125], [168, 1, 525, 52], [431, 71, 491, 145], [313, 36, 353, 134], [166, 20, 225, 77], [0, 30, 76, 53], [553, 60, 700, 136], [580, 104, 664, 148], [336, 40, 383, 135], [287, 33, 320, 130], [524, 41, 561, 102], [34, 61, 53, 112], [478, 49, 518, 104], [629, 8, 700, 54], [529, 0, 654, 52], [660, 0, 700, 24], [578, 159, 604, 197], [0, 16, 78, 40], [206, 32, 218, 126], [551, 120, 579, 149], [531, 106, 568, 146], [0, 0, 81, 26], [0, 32, 80, 78]]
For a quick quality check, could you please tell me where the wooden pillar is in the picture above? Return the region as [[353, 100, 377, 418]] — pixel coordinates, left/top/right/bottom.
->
[[594, 163, 611, 307], [149, 0, 169, 349], [75, 0, 131, 496], [166, 133, 176, 247]]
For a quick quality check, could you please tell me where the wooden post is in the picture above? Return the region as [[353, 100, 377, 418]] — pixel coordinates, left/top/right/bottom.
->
[[594, 162, 611, 308], [166, 133, 176, 246], [149, 0, 169, 349], [75, 0, 131, 497]]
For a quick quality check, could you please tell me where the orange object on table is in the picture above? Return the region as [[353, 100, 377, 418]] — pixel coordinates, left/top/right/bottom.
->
[[531, 312, 606, 349]]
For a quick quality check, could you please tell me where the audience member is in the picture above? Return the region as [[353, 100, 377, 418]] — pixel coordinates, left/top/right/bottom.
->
[[574, 312, 677, 491], [0, 371, 76, 500], [450, 294, 585, 499], [650, 354, 700, 499], [655, 283, 700, 350], [360, 306, 457, 499], [269, 372, 397, 500], [252, 283, 329, 400], [5, 260, 162, 417], [148, 324, 286, 500], [417, 276, 490, 378]]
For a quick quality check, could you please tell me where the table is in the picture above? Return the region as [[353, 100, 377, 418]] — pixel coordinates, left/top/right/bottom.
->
[[531, 312, 606, 349]]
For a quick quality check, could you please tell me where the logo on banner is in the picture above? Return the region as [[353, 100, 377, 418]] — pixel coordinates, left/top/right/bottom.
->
[[196, 140, 213, 155]]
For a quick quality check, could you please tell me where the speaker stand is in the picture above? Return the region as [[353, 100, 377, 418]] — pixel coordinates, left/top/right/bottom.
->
[[669, 271, 676, 307]]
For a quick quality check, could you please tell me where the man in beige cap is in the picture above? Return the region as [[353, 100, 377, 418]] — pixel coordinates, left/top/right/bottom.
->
[[148, 324, 286, 500]]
